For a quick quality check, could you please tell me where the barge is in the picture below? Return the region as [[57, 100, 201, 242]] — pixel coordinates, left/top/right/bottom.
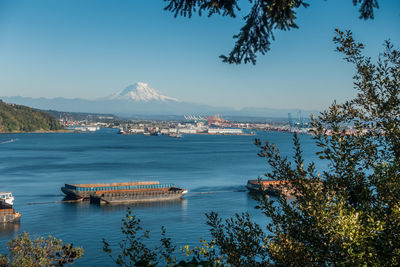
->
[[246, 180, 293, 197], [0, 192, 21, 223], [61, 181, 187, 204]]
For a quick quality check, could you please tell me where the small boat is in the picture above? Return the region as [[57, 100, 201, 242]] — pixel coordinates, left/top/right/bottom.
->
[[246, 180, 292, 196], [151, 131, 161, 136], [117, 128, 126, 134], [0, 138, 18, 144], [73, 126, 99, 132], [169, 133, 182, 138], [61, 181, 188, 204], [0, 192, 21, 223]]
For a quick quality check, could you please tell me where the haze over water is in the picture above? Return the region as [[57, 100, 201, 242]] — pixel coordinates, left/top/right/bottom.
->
[[0, 129, 323, 266]]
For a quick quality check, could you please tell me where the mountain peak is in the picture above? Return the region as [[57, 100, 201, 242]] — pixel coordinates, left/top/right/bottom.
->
[[109, 82, 180, 102]]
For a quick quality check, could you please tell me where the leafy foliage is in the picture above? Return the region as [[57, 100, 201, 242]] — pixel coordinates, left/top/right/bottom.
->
[[103, 208, 178, 266], [0, 232, 83, 267], [203, 211, 268, 265], [103, 209, 268, 266], [164, 0, 379, 64], [105, 31, 400, 266], [250, 29, 400, 265], [0, 100, 63, 132]]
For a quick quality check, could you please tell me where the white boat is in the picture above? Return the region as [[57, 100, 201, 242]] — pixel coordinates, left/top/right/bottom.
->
[[0, 192, 14, 209], [73, 126, 99, 132], [0, 192, 21, 223], [86, 126, 99, 132]]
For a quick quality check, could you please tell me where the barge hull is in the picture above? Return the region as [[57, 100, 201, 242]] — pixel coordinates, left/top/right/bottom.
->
[[90, 190, 187, 204], [61, 181, 174, 200], [61, 187, 90, 200], [0, 203, 12, 209]]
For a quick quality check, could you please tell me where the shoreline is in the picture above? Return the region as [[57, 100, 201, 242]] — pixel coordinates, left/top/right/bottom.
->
[[121, 132, 257, 136], [0, 129, 74, 134], [187, 132, 256, 136]]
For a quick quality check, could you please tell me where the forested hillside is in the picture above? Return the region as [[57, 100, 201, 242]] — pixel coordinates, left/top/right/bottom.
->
[[0, 100, 63, 132]]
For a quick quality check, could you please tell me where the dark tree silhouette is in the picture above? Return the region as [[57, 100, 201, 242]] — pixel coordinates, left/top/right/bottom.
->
[[164, 0, 379, 64]]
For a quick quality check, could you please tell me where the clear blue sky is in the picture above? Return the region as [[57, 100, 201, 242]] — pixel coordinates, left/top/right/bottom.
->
[[0, 0, 399, 110]]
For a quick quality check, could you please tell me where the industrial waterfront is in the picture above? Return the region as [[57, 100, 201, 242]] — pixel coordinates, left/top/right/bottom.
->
[[58, 112, 315, 136]]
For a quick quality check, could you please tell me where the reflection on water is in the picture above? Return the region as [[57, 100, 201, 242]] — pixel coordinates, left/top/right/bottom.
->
[[0, 223, 20, 239], [62, 196, 84, 202], [100, 198, 187, 212], [61, 199, 188, 213], [190, 185, 247, 193]]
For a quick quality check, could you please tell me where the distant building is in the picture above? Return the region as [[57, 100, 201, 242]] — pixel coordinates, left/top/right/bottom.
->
[[160, 129, 169, 135], [130, 128, 145, 134], [178, 129, 198, 134], [169, 128, 178, 134]]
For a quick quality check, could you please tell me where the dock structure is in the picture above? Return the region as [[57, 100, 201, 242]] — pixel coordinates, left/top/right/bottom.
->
[[0, 209, 21, 223]]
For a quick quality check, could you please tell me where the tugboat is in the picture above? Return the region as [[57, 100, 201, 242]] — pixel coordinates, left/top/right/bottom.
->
[[151, 131, 161, 136], [0, 192, 14, 209], [0, 192, 21, 223]]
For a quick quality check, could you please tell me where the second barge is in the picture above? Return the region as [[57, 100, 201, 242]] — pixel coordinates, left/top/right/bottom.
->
[[246, 180, 293, 197]]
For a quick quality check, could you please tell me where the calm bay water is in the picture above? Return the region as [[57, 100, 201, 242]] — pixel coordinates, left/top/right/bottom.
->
[[0, 129, 322, 266]]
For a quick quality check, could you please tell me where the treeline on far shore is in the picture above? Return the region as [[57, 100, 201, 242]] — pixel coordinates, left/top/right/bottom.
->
[[0, 99, 63, 133]]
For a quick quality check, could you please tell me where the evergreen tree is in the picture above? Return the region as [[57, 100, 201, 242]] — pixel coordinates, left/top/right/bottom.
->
[[164, 0, 379, 64]]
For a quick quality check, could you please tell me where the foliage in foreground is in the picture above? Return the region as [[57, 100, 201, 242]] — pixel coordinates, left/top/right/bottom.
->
[[0, 232, 83, 267], [103, 30, 400, 266], [254, 29, 400, 266]]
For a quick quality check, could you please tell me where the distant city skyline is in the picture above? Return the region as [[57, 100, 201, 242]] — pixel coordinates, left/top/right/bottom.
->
[[0, 0, 399, 110]]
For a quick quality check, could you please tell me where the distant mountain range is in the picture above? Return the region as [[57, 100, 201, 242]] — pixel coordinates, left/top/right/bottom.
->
[[1, 82, 320, 119]]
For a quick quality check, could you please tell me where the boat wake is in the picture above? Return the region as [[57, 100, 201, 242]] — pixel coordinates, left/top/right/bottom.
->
[[28, 198, 83, 205], [0, 138, 18, 144], [190, 185, 247, 195]]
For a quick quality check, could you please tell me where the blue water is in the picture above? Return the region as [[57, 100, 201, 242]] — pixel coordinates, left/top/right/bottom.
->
[[0, 129, 323, 266]]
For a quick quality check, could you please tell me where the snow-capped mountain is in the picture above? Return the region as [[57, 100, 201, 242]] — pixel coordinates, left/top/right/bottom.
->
[[1, 81, 320, 117], [109, 82, 180, 102]]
